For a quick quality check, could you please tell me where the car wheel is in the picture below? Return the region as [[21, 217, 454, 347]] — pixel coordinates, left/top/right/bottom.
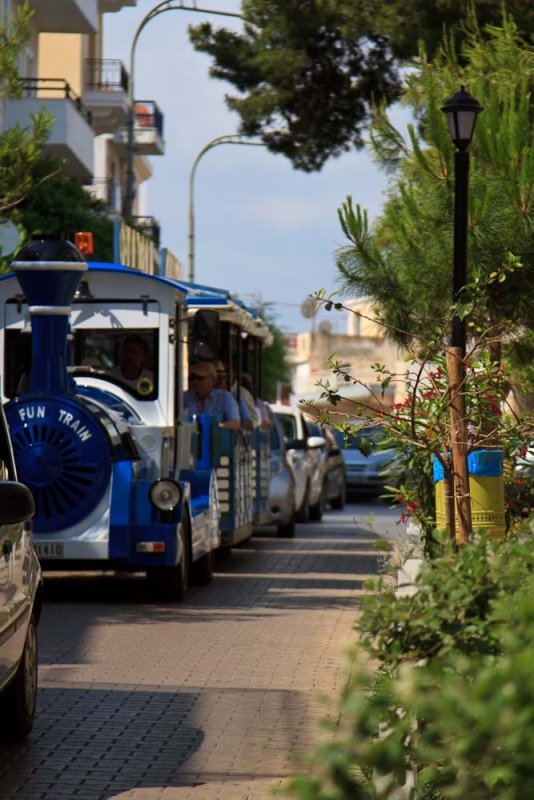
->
[[147, 518, 190, 602], [309, 489, 326, 521], [0, 613, 38, 741], [277, 506, 296, 538], [193, 548, 214, 586], [296, 483, 310, 523], [331, 481, 346, 510]]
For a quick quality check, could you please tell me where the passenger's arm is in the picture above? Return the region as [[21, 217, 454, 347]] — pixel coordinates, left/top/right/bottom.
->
[[220, 391, 241, 431], [219, 419, 241, 431]]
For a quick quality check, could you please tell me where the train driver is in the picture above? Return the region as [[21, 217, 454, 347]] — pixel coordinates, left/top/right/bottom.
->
[[184, 361, 241, 431], [109, 335, 154, 393]]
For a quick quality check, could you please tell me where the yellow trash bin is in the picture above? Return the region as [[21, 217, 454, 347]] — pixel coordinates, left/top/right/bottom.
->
[[433, 450, 505, 539]]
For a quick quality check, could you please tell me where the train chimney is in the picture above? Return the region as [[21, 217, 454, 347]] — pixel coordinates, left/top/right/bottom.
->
[[11, 235, 87, 394]]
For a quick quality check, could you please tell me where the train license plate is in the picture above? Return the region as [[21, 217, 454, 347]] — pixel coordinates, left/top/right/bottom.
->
[[34, 543, 64, 559]]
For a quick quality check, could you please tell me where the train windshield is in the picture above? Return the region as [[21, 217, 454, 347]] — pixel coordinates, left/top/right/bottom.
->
[[74, 329, 159, 400]]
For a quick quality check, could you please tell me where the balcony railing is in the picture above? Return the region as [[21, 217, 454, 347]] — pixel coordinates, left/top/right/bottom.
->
[[134, 100, 164, 138], [85, 59, 129, 93], [20, 78, 93, 126], [132, 215, 161, 247]]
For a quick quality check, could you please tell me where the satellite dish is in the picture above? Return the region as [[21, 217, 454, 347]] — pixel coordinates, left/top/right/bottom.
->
[[0, 220, 20, 257], [318, 319, 332, 335], [300, 298, 318, 319]]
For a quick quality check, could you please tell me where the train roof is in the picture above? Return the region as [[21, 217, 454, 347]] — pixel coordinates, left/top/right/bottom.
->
[[0, 261, 273, 343]]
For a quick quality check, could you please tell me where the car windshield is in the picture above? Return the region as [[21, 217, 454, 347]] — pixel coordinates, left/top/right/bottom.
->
[[275, 413, 297, 442]]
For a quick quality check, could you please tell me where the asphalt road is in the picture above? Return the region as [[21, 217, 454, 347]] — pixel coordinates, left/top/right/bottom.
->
[[0, 499, 395, 800]]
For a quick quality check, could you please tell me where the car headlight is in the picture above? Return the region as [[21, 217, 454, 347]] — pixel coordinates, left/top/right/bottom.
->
[[149, 479, 182, 511]]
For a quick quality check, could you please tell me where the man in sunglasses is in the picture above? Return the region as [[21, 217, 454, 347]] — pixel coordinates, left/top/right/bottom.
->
[[184, 361, 240, 431]]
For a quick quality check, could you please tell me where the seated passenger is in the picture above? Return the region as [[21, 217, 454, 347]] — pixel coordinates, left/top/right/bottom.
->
[[184, 361, 240, 431], [215, 362, 257, 430], [239, 372, 262, 430], [109, 335, 154, 393]]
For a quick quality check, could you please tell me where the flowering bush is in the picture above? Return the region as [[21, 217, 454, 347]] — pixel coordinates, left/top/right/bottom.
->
[[308, 285, 532, 549]]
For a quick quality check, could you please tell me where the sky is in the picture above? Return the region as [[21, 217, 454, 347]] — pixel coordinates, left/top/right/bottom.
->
[[103, 0, 404, 334]]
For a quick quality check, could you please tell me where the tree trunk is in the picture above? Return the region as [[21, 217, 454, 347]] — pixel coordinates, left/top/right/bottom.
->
[[446, 347, 472, 544]]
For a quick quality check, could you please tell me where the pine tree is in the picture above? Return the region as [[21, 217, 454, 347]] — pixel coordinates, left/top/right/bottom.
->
[[336, 15, 533, 402]]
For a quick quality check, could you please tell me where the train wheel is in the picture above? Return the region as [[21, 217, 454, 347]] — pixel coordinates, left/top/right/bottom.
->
[[193, 549, 214, 586], [0, 614, 38, 741], [147, 518, 190, 602]]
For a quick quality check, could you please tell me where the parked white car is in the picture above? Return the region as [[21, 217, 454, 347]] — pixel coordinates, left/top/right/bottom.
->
[[0, 403, 42, 741], [270, 404, 326, 523]]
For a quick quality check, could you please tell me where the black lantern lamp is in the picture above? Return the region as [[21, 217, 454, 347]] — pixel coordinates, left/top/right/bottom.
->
[[441, 85, 483, 151], [440, 86, 483, 353]]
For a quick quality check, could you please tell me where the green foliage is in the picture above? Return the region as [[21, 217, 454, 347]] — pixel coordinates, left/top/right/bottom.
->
[[189, 0, 401, 171], [283, 524, 534, 800], [8, 166, 115, 266], [0, 0, 54, 216], [336, 16, 534, 364], [188, 2, 532, 172], [0, 0, 34, 98]]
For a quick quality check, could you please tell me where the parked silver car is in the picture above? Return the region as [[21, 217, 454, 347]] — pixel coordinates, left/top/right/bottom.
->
[[308, 421, 346, 511], [333, 424, 405, 496], [0, 403, 42, 741], [267, 415, 297, 537], [270, 404, 325, 523]]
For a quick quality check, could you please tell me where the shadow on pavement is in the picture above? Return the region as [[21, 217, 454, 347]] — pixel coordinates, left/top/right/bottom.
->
[[0, 686, 204, 800]]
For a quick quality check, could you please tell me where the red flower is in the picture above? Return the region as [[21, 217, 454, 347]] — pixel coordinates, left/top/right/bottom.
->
[[398, 512, 408, 524], [422, 390, 437, 400], [406, 501, 419, 512]]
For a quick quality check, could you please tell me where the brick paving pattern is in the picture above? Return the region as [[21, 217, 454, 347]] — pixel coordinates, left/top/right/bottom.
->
[[0, 509, 379, 800]]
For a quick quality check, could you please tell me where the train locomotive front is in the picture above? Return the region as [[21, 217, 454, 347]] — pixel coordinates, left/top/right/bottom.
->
[[3, 237, 218, 600]]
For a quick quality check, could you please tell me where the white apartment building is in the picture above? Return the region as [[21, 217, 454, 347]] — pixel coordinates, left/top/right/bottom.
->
[[2, 0, 164, 236]]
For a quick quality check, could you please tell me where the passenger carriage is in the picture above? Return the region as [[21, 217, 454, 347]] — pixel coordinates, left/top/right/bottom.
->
[[182, 283, 273, 544]]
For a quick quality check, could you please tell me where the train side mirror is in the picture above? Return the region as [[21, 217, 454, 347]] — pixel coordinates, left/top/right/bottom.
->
[[192, 310, 220, 361]]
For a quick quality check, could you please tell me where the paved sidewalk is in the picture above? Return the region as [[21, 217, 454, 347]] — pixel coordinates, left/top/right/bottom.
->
[[0, 509, 379, 800]]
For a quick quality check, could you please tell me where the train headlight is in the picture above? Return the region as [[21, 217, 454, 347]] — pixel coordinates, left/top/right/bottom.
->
[[149, 479, 182, 511]]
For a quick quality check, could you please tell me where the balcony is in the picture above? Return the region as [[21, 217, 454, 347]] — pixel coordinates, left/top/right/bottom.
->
[[99, 0, 137, 12], [132, 216, 161, 248], [6, 79, 94, 178], [84, 59, 129, 134], [115, 100, 165, 156], [29, 0, 97, 34]]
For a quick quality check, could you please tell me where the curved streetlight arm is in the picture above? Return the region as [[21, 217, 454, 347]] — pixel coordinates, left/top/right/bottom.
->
[[124, 2, 243, 219], [188, 135, 265, 282]]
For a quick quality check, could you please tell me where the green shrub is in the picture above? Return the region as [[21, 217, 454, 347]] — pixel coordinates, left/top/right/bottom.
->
[[283, 522, 534, 800]]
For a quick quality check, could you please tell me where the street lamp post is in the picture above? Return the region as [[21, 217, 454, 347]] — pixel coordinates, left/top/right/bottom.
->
[[188, 134, 265, 282], [123, 1, 243, 220], [441, 85, 483, 544], [441, 85, 483, 353]]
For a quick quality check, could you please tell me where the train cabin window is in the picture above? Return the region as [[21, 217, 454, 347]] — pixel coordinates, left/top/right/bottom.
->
[[74, 329, 159, 400]]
